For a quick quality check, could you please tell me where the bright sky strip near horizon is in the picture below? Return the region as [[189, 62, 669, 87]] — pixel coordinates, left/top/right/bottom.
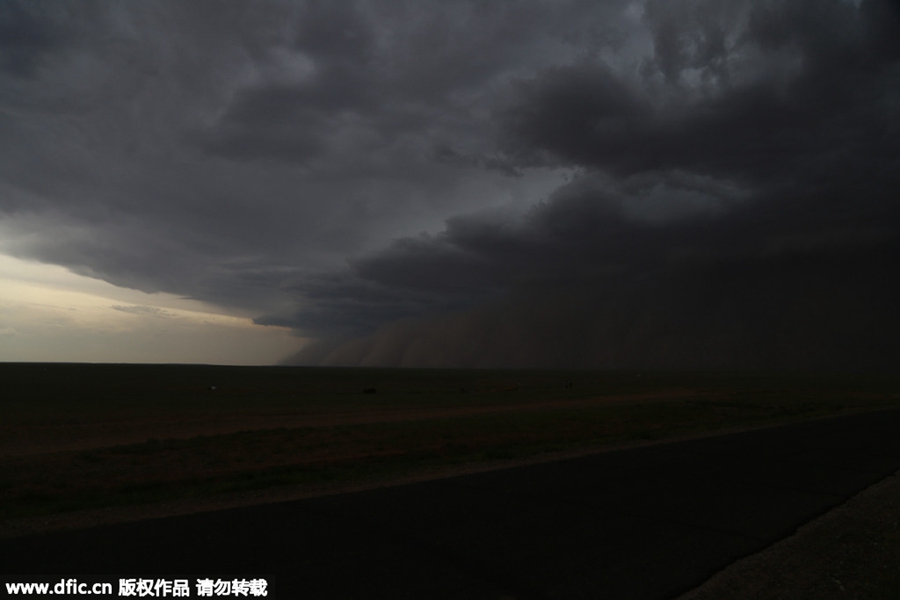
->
[[1, 0, 898, 368], [0, 254, 300, 364]]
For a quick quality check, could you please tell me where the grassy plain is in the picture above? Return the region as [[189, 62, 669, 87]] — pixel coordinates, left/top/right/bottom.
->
[[2, 363, 900, 522]]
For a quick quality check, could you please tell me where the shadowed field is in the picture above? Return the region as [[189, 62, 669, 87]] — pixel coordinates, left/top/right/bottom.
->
[[2, 363, 899, 522]]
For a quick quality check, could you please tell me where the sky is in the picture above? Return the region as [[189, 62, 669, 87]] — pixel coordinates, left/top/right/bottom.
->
[[1, 0, 898, 368]]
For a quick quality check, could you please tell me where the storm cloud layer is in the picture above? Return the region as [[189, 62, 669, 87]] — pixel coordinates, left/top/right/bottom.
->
[[2, 0, 898, 368]]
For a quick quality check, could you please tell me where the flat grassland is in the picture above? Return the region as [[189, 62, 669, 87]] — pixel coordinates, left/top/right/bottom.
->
[[2, 364, 900, 525]]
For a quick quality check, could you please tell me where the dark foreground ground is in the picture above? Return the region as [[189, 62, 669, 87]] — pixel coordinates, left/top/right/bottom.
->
[[3, 408, 900, 600]]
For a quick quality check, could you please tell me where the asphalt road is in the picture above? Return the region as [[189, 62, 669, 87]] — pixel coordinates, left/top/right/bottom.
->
[[3, 409, 900, 599]]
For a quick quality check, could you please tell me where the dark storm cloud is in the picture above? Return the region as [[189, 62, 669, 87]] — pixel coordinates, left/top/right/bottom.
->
[[192, 0, 638, 166], [1, 0, 898, 368], [286, 171, 900, 368], [1, 0, 628, 313], [278, 159, 898, 335], [283, 0, 900, 368], [500, 0, 899, 183], [194, 2, 377, 163], [0, 1, 69, 78]]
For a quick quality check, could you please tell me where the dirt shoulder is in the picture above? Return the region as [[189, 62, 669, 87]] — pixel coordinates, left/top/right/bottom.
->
[[677, 469, 900, 600]]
